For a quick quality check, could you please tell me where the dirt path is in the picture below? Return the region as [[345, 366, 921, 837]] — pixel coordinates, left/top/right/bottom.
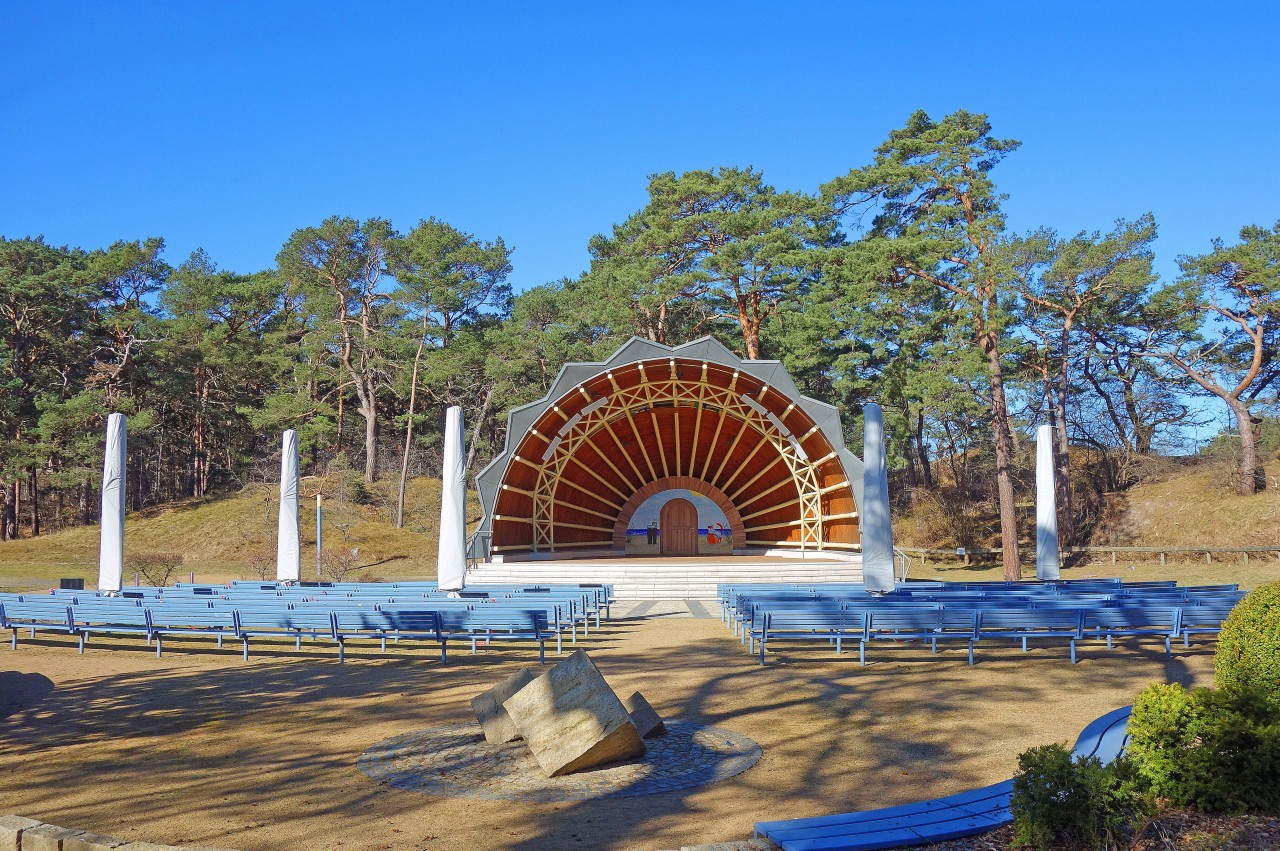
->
[[0, 605, 1214, 850]]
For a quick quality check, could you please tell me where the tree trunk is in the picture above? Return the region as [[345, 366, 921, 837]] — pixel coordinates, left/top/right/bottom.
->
[[396, 334, 428, 528], [915, 412, 933, 490], [466, 383, 498, 472], [79, 480, 93, 525], [361, 394, 378, 484], [1232, 401, 1263, 496], [4, 481, 18, 540], [28, 466, 39, 537], [982, 330, 1022, 580], [1053, 331, 1074, 541], [0, 482, 14, 540]]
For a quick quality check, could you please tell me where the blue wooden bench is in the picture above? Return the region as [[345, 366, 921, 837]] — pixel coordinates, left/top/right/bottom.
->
[[754, 705, 1133, 850], [1178, 602, 1238, 647], [331, 609, 445, 664], [233, 608, 337, 660], [148, 609, 238, 657], [754, 608, 864, 664], [1, 602, 75, 649], [1082, 607, 1180, 655], [438, 608, 554, 663], [859, 608, 978, 666], [973, 609, 1084, 663], [71, 604, 152, 653]]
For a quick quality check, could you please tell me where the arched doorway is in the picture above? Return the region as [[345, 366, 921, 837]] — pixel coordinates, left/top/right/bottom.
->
[[660, 498, 698, 556]]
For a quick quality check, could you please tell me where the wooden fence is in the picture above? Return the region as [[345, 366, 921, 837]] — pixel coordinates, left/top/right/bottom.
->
[[895, 545, 1280, 567]]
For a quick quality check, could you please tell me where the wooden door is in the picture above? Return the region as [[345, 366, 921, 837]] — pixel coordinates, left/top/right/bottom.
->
[[660, 498, 699, 556]]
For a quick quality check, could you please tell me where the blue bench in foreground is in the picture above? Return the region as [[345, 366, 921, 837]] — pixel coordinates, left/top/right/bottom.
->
[[753, 705, 1133, 851]]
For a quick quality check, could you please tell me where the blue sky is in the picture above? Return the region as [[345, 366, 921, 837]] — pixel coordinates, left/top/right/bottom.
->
[[3, 1, 1278, 293]]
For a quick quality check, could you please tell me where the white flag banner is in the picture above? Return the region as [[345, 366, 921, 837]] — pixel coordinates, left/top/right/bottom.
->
[[437, 406, 468, 592], [1036, 424, 1062, 580], [860, 403, 896, 593], [276, 430, 301, 582], [97, 413, 127, 593]]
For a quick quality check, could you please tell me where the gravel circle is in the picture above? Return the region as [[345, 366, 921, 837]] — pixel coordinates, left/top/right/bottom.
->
[[357, 719, 762, 802]]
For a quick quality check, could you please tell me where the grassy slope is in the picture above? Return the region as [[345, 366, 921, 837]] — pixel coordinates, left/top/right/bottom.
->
[[905, 461, 1280, 588], [3, 460, 1277, 591], [0, 476, 483, 590]]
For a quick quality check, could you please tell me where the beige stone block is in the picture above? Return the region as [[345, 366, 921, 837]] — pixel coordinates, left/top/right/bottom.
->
[[63, 831, 129, 851], [503, 649, 644, 777], [0, 815, 43, 851], [20, 824, 86, 851], [471, 667, 536, 744], [623, 690, 666, 738]]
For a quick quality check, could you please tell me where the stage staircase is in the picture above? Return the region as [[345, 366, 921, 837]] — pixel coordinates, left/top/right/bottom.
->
[[465, 557, 864, 600]]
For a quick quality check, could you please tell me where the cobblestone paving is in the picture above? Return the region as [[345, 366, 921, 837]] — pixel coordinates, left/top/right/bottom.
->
[[357, 720, 761, 802]]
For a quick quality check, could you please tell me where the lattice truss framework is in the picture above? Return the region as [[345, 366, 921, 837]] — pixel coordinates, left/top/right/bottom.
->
[[493, 357, 856, 553]]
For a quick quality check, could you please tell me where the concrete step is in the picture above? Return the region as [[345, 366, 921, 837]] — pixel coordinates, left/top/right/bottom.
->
[[466, 558, 864, 600]]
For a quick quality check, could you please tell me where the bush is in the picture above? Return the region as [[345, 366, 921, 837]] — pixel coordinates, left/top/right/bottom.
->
[[1216, 582, 1280, 707], [125, 552, 184, 587], [1126, 682, 1280, 814], [245, 549, 275, 581], [1011, 743, 1150, 850], [319, 548, 360, 582]]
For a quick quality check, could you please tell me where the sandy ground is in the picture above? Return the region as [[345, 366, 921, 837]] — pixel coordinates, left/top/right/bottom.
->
[[0, 601, 1215, 851]]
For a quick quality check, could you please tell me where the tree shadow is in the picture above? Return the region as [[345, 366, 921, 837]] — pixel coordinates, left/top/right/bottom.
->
[[0, 609, 1212, 851], [0, 671, 54, 719]]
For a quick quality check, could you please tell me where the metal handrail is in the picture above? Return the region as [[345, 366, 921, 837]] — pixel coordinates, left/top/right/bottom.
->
[[892, 547, 913, 582]]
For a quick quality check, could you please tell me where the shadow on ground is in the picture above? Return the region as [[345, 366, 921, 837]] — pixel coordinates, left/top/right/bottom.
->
[[0, 612, 1213, 851]]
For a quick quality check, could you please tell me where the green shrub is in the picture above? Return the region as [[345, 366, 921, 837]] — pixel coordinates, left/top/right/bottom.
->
[[1126, 681, 1280, 813], [1011, 743, 1150, 850], [1215, 582, 1280, 707]]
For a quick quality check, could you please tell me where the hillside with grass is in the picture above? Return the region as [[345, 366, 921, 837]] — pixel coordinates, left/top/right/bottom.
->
[[0, 475, 482, 590], [2, 455, 1277, 592]]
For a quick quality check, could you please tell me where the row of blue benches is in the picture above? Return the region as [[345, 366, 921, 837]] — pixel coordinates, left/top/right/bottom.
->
[[0, 582, 614, 663], [719, 581, 1244, 665]]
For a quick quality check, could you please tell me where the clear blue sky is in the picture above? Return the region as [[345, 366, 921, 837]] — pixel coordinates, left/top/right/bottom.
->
[[3, 1, 1278, 293]]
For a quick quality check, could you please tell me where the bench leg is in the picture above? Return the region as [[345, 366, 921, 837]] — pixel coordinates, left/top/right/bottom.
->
[[556, 631, 562, 655], [859, 641, 866, 666], [338, 639, 345, 664], [10, 630, 15, 650], [1164, 635, 1172, 656], [836, 636, 842, 655], [1070, 640, 1077, 664], [440, 640, 447, 666], [931, 637, 938, 654], [217, 634, 223, 649], [79, 633, 85, 654], [1107, 634, 1113, 650], [470, 636, 477, 654], [538, 640, 545, 665], [155, 636, 162, 658], [967, 640, 974, 666], [296, 634, 302, 651], [1022, 636, 1028, 652], [380, 635, 387, 653], [30, 627, 35, 639], [759, 639, 765, 666], [1184, 631, 1191, 648], [242, 638, 249, 661]]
